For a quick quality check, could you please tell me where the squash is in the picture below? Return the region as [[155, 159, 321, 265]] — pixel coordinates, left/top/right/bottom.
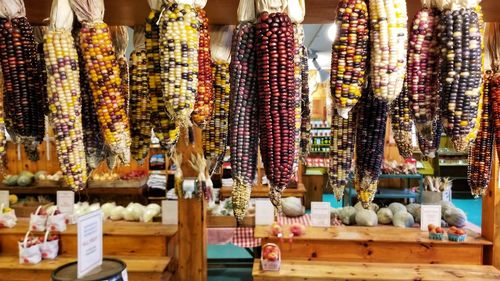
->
[[438, 200, 454, 216], [3, 175, 19, 186], [406, 203, 421, 222], [377, 207, 393, 224], [444, 207, 467, 228], [338, 206, 357, 225], [34, 171, 48, 181], [389, 202, 406, 215], [393, 211, 415, 228], [17, 175, 33, 186], [355, 209, 378, 226]]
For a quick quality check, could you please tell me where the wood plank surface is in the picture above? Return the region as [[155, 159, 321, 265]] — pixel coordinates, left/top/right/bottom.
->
[[220, 183, 306, 199], [259, 239, 484, 265], [0, 218, 177, 237], [0, 255, 170, 281], [207, 214, 255, 228], [252, 260, 500, 281], [254, 225, 491, 245], [21, 0, 500, 26]]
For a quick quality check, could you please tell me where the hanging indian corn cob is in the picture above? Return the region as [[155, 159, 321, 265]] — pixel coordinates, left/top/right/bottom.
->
[[355, 90, 388, 208], [329, 110, 356, 201], [159, 0, 199, 128], [70, 0, 131, 165], [34, 26, 49, 116], [330, 0, 369, 118], [289, 0, 306, 178], [129, 26, 152, 165], [407, 0, 441, 147], [44, 0, 87, 191], [436, 0, 483, 151], [0, 0, 46, 161], [72, 26, 106, 171], [111, 26, 130, 114], [229, 0, 259, 224], [0, 72, 6, 172], [203, 26, 232, 173], [299, 45, 311, 161], [486, 22, 500, 160], [417, 112, 442, 158], [145, 0, 179, 154], [390, 81, 413, 159], [369, 0, 408, 103], [468, 71, 493, 197], [191, 1, 214, 128], [256, 4, 296, 211]]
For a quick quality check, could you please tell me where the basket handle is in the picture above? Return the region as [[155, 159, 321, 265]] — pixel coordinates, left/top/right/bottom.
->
[[43, 230, 51, 243], [50, 206, 57, 216], [0, 203, 4, 213], [34, 205, 42, 216], [23, 231, 31, 248]]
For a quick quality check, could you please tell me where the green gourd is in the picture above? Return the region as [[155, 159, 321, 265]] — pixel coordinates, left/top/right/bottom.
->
[[393, 211, 414, 228], [389, 202, 406, 215], [377, 207, 393, 224], [355, 208, 378, 226], [444, 207, 467, 228]]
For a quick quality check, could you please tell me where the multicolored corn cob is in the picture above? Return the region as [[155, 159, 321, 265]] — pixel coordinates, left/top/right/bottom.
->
[[390, 82, 413, 159], [111, 26, 130, 115]]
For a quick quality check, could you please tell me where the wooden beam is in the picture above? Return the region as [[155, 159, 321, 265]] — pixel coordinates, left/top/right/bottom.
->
[[482, 153, 500, 268], [22, 0, 500, 26]]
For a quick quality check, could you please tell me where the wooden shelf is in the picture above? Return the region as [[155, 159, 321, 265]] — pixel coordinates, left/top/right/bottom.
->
[[207, 214, 255, 228], [0, 183, 146, 196], [252, 260, 500, 281], [255, 225, 491, 265], [21, 0, 500, 26], [219, 183, 306, 199]]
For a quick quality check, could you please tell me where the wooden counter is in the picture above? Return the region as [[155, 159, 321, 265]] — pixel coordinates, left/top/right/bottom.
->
[[255, 225, 491, 265]]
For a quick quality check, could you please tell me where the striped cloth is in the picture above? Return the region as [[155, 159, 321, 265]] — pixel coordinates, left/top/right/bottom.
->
[[209, 214, 312, 248]]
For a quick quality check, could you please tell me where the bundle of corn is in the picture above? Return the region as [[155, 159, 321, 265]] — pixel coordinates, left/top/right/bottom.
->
[[203, 26, 232, 173], [229, 0, 259, 223], [145, 0, 179, 154], [110, 26, 129, 114], [390, 81, 413, 159], [417, 113, 442, 158], [0, 72, 6, 172], [256, 1, 296, 211], [355, 90, 388, 208], [44, 0, 87, 191], [159, 0, 199, 128], [129, 26, 151, 165], [330, 0, 369, 118], [72, 26, 106, 171], [34, 26, 49, 116], [0, 0, 46, 161], [191, 1, 213, 128], [369, 0, 408, 103], [407, 0, 441, 146], [436, 0, 483, 151], [299, 45, 311, 161], [329, 109, 356, 201], [70, 0, 131, 165], [468, 71, 493, 197]]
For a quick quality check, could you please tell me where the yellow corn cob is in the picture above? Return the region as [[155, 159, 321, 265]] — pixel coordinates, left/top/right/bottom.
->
[[44, 0, 87, 191], [203, 61, 230, 173], [145, 8, 180, 153], [159, 2, 199, 128]]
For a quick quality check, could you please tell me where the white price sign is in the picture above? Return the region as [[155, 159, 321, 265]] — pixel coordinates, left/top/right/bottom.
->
[[57, 191, 74, 215], [77, 210, 103, 278], [162, 200, 178, 225], [311, 202, 331, 227]]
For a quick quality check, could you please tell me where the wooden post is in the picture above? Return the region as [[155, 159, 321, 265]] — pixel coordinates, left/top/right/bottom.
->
[[174, 128, 208, 281], [482, 153, 499, 268], [177, 198, 207, 281]]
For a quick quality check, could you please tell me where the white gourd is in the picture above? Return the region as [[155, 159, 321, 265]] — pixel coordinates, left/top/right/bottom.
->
[[338, 206, 357, 225], [355, 209, 378, 226], [389, 202, 406, 215], [444, 207, 467, 227], [377, 207, 393, 224], [282, 197, 305, 217], [406, 203, 421, 222], [393, 211, 415, 228]]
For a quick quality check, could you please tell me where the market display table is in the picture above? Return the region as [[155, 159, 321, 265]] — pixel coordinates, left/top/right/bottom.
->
[[208, 214, 311, 248], [254, 225, 491, 265], [252, 259, 500, 281]]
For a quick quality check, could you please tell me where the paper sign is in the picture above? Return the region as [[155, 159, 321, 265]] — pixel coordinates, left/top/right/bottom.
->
[[0, 191, 9, 208], [77, 210, 103, 278], [255, 199, 274, 225], [57, 191, 74, 215], [162, 200, 178, 225], [311, 202, 331, 227], [420, 205, 442, 231]]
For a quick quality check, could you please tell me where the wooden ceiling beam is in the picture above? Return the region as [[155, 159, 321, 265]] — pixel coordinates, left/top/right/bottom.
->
[[22, 0, 500, 26]]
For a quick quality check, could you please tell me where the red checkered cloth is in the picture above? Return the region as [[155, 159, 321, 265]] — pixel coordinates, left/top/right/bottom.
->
[[208, 214, 312, 248]]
